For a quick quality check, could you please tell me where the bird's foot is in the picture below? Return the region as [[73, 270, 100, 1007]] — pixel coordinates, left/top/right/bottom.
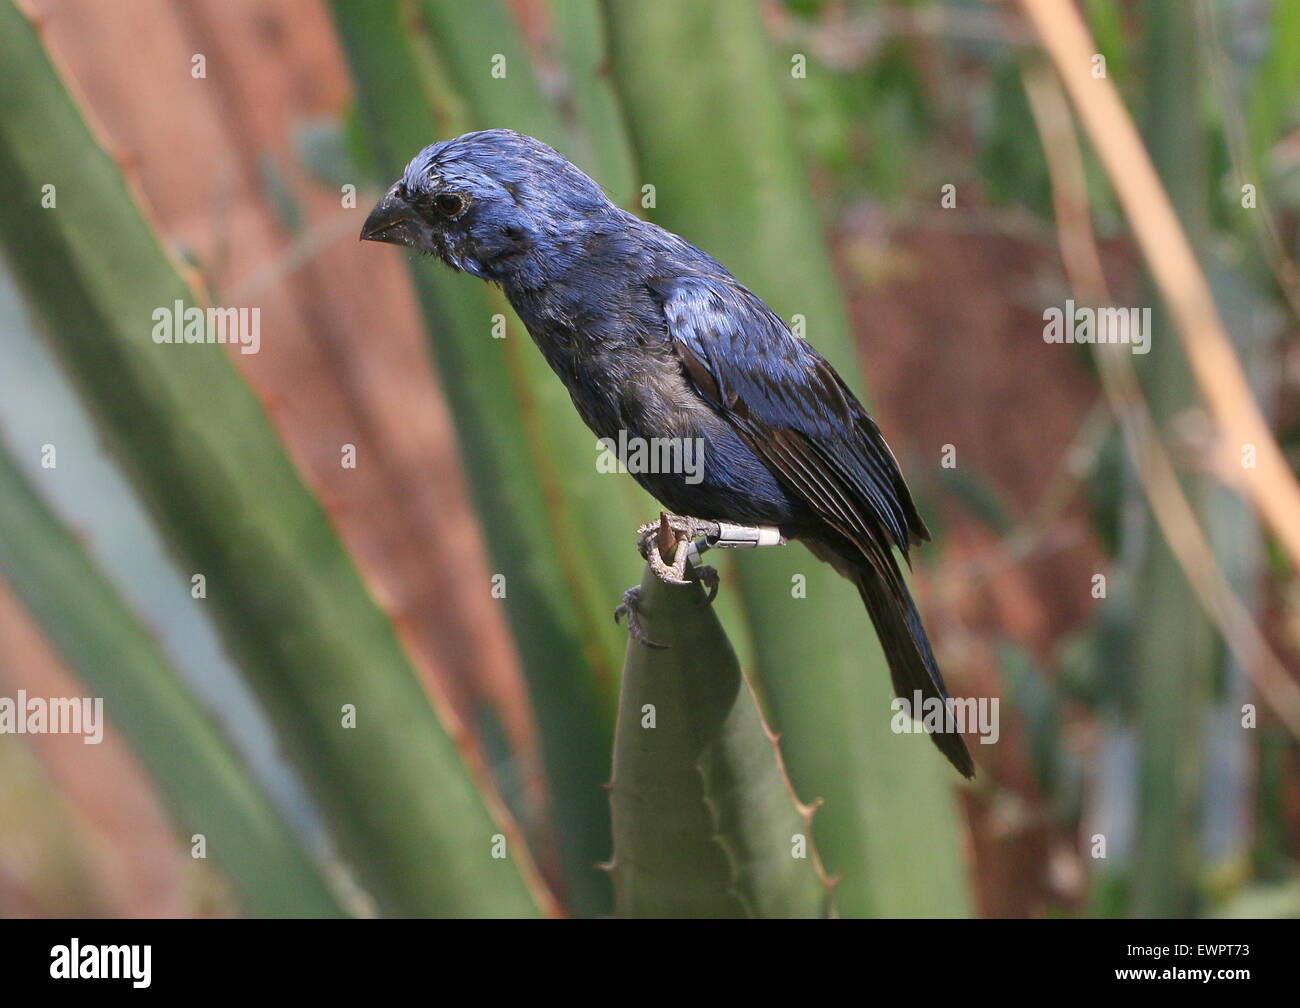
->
[[635, 513, 721, 587], [693, 563, 720, 604], [613, 585, 667, 650], [629, 512, 785, 620]]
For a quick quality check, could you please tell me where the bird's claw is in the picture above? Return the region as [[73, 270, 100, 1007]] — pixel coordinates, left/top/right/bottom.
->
[[637, 524, 691, 586], [636, 513, 722, 589], [614, 585, 668, 650], [621, 516, 721, 647], [694, 564, 720, 604]]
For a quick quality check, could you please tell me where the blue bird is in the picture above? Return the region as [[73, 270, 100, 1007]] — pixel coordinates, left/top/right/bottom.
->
[[361, 129, 973, 778]]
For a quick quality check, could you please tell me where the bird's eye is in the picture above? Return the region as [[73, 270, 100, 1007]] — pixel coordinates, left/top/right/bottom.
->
[[433, 192, 468, 217]]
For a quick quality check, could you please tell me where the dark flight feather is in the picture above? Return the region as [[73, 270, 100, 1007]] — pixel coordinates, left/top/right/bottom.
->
[[652, 274, 974, 778]]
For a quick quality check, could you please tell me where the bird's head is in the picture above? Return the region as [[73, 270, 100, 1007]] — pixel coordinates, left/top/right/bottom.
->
[[359, 129, 615, 281]]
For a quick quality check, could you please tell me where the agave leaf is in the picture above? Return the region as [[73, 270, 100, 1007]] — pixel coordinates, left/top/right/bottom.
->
[[0, 0, 546, 917], [544, 0, 639, 208], [1126, 2, 1216, 917], [0, 444, 344, 917], [609, 564, 831, 917]]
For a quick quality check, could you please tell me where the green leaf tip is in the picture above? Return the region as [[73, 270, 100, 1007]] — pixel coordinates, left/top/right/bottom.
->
[[608, 565, 834, 918]]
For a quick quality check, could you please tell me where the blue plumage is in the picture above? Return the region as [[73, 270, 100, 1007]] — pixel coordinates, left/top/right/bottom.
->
[[361, 129, 973, 777]]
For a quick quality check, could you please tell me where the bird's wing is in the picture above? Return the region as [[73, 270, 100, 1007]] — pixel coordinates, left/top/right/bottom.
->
[[650, 275, 928, 571], [651, 274, 975, 777]]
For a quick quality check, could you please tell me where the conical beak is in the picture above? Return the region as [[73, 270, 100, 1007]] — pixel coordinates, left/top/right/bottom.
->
[[360, 185, 418, 246]]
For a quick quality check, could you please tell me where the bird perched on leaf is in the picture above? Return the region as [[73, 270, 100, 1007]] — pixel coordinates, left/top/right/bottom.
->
[[361, 129, 973, 778]]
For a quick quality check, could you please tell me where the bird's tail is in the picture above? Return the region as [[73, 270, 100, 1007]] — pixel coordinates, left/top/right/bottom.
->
[[853, 564, 975, 778]]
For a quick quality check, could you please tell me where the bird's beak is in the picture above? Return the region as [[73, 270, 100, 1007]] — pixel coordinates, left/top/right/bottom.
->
[[360, 185, 418, 246]]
